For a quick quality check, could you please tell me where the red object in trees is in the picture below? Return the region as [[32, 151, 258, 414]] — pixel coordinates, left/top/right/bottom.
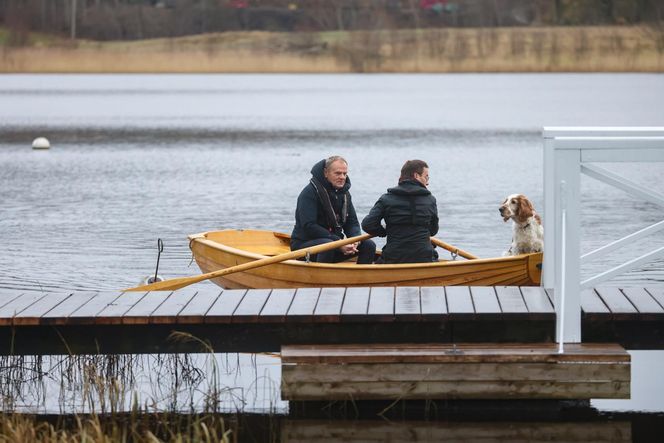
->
[[420, 0, 447, 10]]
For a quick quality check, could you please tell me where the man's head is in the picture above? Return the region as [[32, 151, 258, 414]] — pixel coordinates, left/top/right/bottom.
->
[[323, 156, 349, 189], [400, 159, 429, 187]]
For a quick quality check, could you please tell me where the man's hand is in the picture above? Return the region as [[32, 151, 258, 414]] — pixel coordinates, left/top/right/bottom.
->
[[340, 242, 359, 255]]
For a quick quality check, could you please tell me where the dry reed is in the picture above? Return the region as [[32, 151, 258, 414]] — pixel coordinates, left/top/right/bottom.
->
[[1, 26, 662, 73], [0, 412, 234, 442]]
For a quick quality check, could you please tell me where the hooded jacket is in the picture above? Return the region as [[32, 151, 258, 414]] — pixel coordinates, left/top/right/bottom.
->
[[362, 179, 439, 263], [291, 159, 362, 246]]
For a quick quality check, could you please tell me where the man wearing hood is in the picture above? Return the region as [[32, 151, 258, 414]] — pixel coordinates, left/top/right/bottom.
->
[[291, 156, 376, 264], [362, 160, 439, 264]]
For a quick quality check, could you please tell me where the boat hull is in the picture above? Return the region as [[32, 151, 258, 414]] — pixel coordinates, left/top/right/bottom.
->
[[189, 230, 543, 289]]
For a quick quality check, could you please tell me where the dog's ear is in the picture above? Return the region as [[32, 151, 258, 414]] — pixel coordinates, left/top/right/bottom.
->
[[516, 195, 534, 222]]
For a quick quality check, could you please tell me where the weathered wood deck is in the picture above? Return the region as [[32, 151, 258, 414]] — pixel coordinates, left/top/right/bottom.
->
[[0, 285, 663, 355], [281, 343, 631, 401]]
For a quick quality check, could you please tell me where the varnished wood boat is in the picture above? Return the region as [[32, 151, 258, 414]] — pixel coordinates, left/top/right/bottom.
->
[[188, 230, 543, 289]]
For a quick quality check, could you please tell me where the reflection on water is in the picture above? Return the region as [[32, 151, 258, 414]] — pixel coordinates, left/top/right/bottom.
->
[[281, 419, 633, 442], [0, 353, 284, 414]]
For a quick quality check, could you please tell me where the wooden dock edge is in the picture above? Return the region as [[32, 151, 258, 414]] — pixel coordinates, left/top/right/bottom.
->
[[281, 419, 632, 442], [281, 343, 631, 401]]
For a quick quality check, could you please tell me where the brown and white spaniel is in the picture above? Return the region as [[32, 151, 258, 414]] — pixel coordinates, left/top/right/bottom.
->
[[499, 194, 543, 256]]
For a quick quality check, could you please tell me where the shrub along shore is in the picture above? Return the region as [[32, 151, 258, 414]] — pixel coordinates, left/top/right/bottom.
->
[[1, 25, 663, 73]]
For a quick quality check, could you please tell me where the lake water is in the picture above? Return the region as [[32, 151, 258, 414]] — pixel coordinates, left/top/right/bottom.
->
[[0, 74, 663, 419]]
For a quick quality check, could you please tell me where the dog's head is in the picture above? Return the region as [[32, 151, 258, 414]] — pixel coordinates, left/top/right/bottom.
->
[[499, 194, 535, 224]]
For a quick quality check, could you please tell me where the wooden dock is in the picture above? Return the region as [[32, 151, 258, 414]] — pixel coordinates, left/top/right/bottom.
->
[[281, 419, 632, 442], [281, 343, 630, 401], [0, 285, 663, 355]]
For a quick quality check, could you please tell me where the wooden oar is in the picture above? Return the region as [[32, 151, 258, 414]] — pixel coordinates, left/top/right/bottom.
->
[[124, 233, 373, 292], [430, 237, 478, 260]]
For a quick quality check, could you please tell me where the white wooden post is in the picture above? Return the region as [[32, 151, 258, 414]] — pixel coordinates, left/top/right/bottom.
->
[[542, 134, 555, 289], [554, 149, 581, 343]]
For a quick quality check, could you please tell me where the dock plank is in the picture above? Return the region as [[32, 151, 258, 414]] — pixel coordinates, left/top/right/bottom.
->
[[395, 287, 420, 320], [313, 287, 345, 322], [521, 287, 555, 313], [544, 288, 556, 310], [445, 286, 474, 315], [596, 287, 637, 314], [150, 288, 198, 323], [645, 287, 664, 310], [206, 289, 247, 323], [368, 286, 394, 319], [282, 380, 628, 400], [621, 287, 664, 314], [259, 288, 296, 322], [341, 287, 370, 321], [122, 291, 174, 323], [42, 291, 98, 324], [178, 286, 223, 323], [12, 292, 73, 325], [420, 286, 447, 318], [470, 287, 501, 314], [68, 292, 124, 319], [495, 286, 528, 313], [96, 291, 149, 324], [0, 291, 26, 309], [0, 292, 48, 323], [282, 343, 630, 363], [233, 289, 271, 322], [286, 288, 320, 321], [581, 289, 609, 314]]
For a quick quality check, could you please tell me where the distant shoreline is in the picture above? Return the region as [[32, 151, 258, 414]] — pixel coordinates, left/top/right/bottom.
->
[[1, 26, 663, 73]]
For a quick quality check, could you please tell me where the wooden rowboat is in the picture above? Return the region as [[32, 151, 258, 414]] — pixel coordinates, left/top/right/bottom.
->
[[188, 230, 542, 289]]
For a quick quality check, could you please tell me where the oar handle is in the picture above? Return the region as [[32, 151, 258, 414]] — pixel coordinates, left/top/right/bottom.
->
[[430, 237, 478, 260], [125, 233, 373, 292]]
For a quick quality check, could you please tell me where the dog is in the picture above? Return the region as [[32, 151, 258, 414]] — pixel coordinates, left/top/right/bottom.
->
[[499, 194, 543, 256]]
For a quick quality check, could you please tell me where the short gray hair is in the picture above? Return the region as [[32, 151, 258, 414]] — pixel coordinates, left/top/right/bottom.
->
[[324, 155, 348, 170]]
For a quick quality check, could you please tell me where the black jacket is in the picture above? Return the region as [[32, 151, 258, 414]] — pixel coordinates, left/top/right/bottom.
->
[[291, 159, 362, 246], [362, 180, 439, 263]]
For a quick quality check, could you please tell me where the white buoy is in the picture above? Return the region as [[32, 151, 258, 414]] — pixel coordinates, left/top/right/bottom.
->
[[141, 275, 164, 286], [32, 137, 50, 150]]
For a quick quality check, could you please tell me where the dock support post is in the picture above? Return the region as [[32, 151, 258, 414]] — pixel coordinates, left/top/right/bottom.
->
[[544, 130, 582, 344], [555, 149, 581, 343]]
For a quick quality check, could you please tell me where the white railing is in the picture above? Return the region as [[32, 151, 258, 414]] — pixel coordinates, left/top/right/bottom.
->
[[543, 127, 664, 344]]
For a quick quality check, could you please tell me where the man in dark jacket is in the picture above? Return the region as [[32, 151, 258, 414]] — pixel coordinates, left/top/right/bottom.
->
[[291, 156, 376, 264], [362, 160, 439, 263]]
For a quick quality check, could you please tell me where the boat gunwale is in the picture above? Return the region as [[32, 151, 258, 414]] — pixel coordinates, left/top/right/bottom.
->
[[188, 230, 541, 270]]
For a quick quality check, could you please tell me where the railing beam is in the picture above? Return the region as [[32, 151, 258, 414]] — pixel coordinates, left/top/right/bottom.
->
[[581, 220, 664, 264], [582, 246, 664, 289], [581, 164, 664, 208]]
